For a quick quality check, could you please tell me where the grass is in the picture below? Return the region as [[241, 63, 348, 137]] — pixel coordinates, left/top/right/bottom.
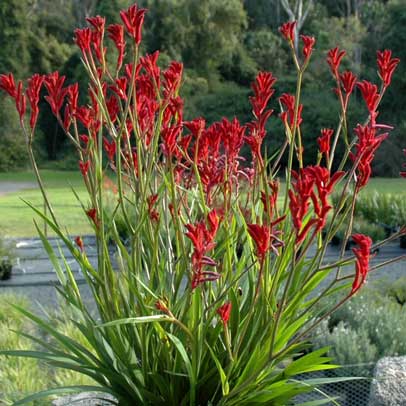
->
[[0, 170, 405, 237], [0, 170, 92, 237], [0, 293, 94, 405], [362, 177, 406, 195]]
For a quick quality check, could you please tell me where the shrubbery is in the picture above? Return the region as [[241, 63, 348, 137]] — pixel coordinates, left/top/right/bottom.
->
[[313, 281, 406, 377]]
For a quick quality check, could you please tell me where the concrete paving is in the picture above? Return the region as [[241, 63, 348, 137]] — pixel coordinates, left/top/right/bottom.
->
[[0, 181, 37, 196]]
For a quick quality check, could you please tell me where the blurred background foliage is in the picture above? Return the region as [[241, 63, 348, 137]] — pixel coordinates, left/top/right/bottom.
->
[[0, 0, 404, 174]]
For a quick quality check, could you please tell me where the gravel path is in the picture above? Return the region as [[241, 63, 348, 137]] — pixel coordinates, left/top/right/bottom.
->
[[0, 181, 37, 196], [0, 236, 405, 312]]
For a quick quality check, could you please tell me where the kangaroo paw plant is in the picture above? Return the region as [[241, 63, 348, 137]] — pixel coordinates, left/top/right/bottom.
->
[[0, 5, 403, 406]]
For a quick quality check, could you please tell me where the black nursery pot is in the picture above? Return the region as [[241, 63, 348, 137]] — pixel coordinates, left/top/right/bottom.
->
[[0, 259, 12, 280]]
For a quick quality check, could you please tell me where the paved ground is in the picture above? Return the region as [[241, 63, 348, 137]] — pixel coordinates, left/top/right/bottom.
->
[[0, 181, 37, 196], [1, 235, 405, 311]]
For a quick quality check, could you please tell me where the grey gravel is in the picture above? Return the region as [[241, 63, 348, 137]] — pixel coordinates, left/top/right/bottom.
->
[[369, 356, 406, 406], [52, 392, 117, 406]]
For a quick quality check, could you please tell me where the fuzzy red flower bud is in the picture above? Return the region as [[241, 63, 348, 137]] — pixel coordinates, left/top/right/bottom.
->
[[74, 236, 84, 252], [351, 123, 388, 189], [340, 71, 357, 95], [103, 138, 116, 161], [44, 72, 68, 116], [107, 24, 126, 70], [249, 71, 276, 119], [110, 77, 128, 100], [15, 81, 26, 122], [0, 73, 16, 97], [120, 4, 147, 45], [155, 300, 170, 314], [279, 93, 303, 128], [74, 28, 92, 54], [163, 61, 183, 99], [80, 134, 89, 145], [279, 21, 296, 43], [86, 208, 98, 227], [217, 302, 232, 326], [75, 106, 92, 128], [351, 234, 372, 295], [185, 210, 220, 289], [86, 15, 105, 33], [357, 80, 380, 114], [161, 126, 181, 157], [247, 224, 271, 261], [147, 194, 160, 222], [26, 74, 44, 129], [79, 160, 90, 177], [377, 50, 400, 88], [327, 47, 346, 75], [301, 35, 316, 60], [317, 128, 334, 155]]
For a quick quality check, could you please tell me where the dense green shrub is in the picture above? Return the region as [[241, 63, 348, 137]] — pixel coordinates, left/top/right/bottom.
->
[[355, 192, 406, 228], [185, 80, 251, 124], [313, 285, 406, 377]]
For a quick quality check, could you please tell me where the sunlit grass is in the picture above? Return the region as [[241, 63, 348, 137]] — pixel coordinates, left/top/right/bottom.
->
[[0, 170, 404, 237], [0, 170, 91, 237]]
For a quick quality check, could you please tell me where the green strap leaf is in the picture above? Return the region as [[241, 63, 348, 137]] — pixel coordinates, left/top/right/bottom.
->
[[97, 315, 174, 328]]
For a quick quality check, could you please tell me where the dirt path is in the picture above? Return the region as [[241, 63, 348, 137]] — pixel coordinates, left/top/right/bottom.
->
[[0, 182, 37, 196]]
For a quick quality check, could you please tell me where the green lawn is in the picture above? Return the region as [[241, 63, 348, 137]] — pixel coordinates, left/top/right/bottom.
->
[[361, 177, 406, 195], [0, 171, 405, 237], [0, 170, 92, 237]]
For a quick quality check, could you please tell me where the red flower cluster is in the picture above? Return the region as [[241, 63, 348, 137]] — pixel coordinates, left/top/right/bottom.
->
[[79, 160, 90, 177], [120, 4, 147, 45], [147, 194, 160, 223], [0, 73, 26, 122], [246, 72, 276, 163], [280, 93, 303, 129], [350, 123, 388, 189], [377, 50, 400, 88], [317, 128, 333, 157], [0, 73, 16, 97], [44, 72, 68, 116], [86, 208, 99, 228], [279, 21, 296, 43], [185, 210, 220, 289], [327, 47, 346, 75], [74, 236, 84, 252], [357, 80, 380, 114], [301, 35, 316, 60], [289, 166, 344, 243], [260, 180, 279, 217], [247, 222, 283, 261], [26, 74, 44, 129], [217, 302, 232, 326], [107, 24, 126, 71], [351, 234, 372, 295]]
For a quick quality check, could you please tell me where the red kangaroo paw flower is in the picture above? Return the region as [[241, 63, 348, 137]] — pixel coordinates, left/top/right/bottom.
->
[[327, 47, 346, 76], [377, 50, 400, 88], [217, 302, 232, 326], [26, 74, 44, 129], [279, 21, 296, 43], [120, 4, 147, 45], [351, 234, 372, 295], [107, 24, 126, 70], [301, 35, 316, 60]]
